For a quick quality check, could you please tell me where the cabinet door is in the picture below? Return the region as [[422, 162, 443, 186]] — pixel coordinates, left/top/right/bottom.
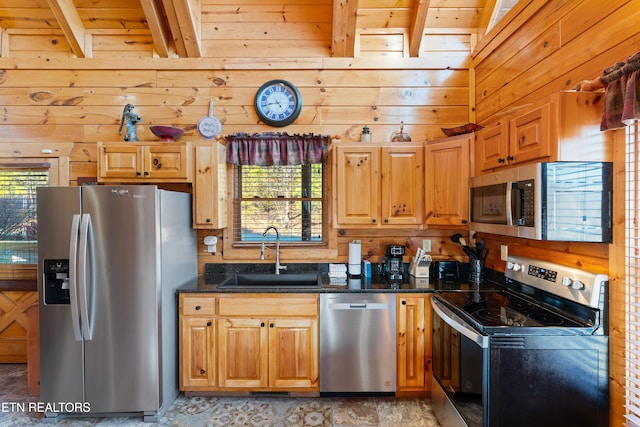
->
[[268, 318, 319, 389], [381, 145, 423, 226], [335, 145, 380, 225], [397, 295, 429, 392], [98, 144, 142, 178], [143, 144, 189, 179], [509, 103, 551, 165], [193, 143, 228, 229], [475, 121, 509, 172], [218, 318, 269, 388], [425, 135, 470, 225], [180, 317, 216, 389]]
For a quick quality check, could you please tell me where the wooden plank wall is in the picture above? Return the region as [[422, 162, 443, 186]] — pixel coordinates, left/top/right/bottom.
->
[[472, 0, 640, 425], [0, 1, 478, 277]]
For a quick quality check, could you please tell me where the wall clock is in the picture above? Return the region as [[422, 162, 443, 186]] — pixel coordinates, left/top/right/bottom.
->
[[254, 79, 302, 127]]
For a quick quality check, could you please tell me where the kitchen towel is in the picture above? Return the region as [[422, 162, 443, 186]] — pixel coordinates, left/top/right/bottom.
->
[[348, 240, 362, 275]]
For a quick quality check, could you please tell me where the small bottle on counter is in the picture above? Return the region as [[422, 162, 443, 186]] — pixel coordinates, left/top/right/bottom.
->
[[360, 125, 372, 142]]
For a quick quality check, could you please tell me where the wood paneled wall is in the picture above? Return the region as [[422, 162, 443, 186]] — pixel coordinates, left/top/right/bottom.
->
[[0, 2, 477, 275], [472, 1, 639, 425]]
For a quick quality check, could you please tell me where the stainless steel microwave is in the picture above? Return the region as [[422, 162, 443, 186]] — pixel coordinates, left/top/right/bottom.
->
[[469, 162, 613, 242]]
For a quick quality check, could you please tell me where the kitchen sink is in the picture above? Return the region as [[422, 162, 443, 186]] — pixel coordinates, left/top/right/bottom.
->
[[217, 272, 321, 289]]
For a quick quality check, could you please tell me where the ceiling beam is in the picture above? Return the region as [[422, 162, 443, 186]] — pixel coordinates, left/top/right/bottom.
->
[[46, 0, 85, 58], [408, 0, 430, 57], [162, 0, 201, 58], [140, 0, 173, 57], [332, 0, 358, 57]]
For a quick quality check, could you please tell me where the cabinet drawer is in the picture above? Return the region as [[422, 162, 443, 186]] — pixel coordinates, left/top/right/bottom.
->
[[218, 294, 318, 317], [181, 295, 216, 316]]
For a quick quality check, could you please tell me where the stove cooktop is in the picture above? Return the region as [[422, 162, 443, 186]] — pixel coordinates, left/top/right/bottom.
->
[[436, 289, 593, 329]]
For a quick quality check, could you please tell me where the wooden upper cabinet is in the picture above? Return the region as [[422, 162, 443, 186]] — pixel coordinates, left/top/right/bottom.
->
[[333, 142, 423, 228], [334, 144, 380, 225], [193, 142, 228, 229], [474, 91, 611, 175], [425, 134, 470, 225], [381, 145, 424, 226], [97, 142, 191, 182]]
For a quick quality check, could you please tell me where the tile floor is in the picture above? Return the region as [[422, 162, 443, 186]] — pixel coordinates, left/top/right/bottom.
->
[[0, 364, 442, 426]]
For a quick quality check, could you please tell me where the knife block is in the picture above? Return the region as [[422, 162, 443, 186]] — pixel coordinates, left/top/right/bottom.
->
[[409, 260, 430, 278]]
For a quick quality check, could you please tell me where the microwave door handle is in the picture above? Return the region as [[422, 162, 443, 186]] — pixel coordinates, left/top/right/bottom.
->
[[431, 298, 489, 348], [506, 183, 514, 226], [68, 214, 83, 341]]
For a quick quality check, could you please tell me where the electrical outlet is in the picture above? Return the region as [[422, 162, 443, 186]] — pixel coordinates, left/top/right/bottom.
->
[[422, 239, 431, 252], [500, 245, 508, 261]]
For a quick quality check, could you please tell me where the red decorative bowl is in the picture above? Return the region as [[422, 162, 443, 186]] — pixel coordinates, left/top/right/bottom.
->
[[441, 123, 483, 137], [150, 125, 184, 141]]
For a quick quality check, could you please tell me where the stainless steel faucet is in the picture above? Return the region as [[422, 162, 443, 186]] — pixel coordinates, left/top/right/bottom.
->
[[260, 226, 287, 274]]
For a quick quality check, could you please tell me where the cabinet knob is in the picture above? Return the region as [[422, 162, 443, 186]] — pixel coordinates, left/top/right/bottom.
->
[[507, 155, 514, 161], [260, 322, 265, 327], [206, 218, 211, 223], [144, 171, 150, 176], [136, 172, 142, 176], [270, 323, 274, 328], [401, 300, 406, 305], [195, 305, 201, 310], [384, 219, 388, 223], [207, 321, 212, 327], [200, 369, 206, 374], [498, 158, 505, 163], [372, 219, 376, 223]]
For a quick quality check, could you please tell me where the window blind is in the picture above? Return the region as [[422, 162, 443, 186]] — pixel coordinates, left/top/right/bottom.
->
[[0, 165, 49, 265], [232, 164, 324, 243], [626, 120, 640, 426]]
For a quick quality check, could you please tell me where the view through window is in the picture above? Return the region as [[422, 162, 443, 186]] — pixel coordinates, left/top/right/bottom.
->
[[233, 164, 324, 243], [0, 163, 50, 265]]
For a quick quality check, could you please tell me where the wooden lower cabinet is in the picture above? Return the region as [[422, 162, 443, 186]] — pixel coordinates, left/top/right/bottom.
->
[[179, 293, 319, 392], [397, 294, 432, 394], [218, 316, 319, 390], [179, 294, 217, 391]]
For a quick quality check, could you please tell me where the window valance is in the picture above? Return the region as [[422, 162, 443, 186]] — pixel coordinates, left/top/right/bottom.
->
[[225, 132, 329, 166]]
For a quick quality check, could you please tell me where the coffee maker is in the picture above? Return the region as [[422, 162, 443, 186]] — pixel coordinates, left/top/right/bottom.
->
[[379, 244, 405, 280]]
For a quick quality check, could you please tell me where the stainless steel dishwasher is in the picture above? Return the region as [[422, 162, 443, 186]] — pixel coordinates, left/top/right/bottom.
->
[[320, 293, 396, 394]]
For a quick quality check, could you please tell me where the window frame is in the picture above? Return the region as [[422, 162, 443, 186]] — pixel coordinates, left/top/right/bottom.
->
[[0, 143, 72, 282], [222, 154, 337, 261]]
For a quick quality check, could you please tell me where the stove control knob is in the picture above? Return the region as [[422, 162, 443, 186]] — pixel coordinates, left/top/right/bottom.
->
[[571, 280, 585, 290], [506, 261, 514, 270], [511, 263, 522, 272], [561, 277, 572, 287]]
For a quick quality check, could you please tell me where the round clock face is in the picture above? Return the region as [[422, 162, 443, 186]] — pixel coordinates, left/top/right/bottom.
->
[[254, 80, 302, 127]]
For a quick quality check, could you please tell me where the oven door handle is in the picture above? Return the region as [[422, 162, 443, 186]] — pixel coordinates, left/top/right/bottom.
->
[[432, 297, 489, 349]]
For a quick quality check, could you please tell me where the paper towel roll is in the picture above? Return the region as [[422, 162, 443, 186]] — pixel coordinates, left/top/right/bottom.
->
[[348, 240, 361, 275]]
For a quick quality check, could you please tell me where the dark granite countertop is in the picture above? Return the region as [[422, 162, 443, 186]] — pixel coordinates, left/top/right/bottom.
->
[[176, 262, 502, 294]]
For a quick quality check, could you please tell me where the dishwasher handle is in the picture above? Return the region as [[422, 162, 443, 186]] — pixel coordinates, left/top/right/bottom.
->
[[329, 302, 389, 310]]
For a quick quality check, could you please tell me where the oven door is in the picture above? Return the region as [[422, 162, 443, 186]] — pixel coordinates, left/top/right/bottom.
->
[[431, 297, 488, 427]]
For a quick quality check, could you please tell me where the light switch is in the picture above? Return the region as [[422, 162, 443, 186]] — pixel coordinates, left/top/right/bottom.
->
[[422, 239, 431, 252]]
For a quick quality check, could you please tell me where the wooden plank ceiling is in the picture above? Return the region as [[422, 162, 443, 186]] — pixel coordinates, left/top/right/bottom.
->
[[0, 0, 495, 58]]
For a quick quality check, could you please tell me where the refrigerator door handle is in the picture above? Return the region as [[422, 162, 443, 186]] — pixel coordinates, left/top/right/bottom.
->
[[78, 213, 94, 340], [68, 214, 83, 341]]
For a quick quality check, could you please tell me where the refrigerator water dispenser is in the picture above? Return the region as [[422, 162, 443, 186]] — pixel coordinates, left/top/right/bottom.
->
[[43, 259, 70, 304]]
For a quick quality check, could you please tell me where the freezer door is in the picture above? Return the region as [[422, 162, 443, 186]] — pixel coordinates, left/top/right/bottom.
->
[[81, 186, 161, 413], [37, 187, 84, 406]]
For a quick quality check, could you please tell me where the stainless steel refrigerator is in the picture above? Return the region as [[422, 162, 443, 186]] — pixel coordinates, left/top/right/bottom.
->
[[37, 185, 197, 422]]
